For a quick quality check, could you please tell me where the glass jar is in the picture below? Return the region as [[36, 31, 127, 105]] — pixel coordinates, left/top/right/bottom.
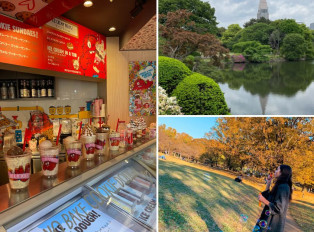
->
[[60, 118, 72, 135]]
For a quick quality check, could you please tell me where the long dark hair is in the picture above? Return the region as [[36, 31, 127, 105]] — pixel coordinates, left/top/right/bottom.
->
[[270, 165, 293, 201]]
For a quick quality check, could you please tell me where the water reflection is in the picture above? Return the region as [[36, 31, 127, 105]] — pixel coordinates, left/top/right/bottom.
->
[[216, 61, 314, 115]]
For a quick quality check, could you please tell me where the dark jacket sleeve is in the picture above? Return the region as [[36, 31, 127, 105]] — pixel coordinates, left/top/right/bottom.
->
[[261, 190, 270, 199], [268, 184, 290, 215]]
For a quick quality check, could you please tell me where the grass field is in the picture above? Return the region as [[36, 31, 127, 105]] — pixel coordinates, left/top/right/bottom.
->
[[289, 200, 314, 231], [159, 155, 314, 232]]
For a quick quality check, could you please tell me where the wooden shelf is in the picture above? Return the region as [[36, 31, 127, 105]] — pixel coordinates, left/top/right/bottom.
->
[[0, 97, 56, 101]]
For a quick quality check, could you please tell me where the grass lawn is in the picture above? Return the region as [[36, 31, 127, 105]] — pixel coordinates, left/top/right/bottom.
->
[[159, 155, 314, 232], [289, 200, 314, 232]]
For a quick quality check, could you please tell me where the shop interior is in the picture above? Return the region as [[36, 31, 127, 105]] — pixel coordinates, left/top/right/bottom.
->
[[0, 0, 156, 231]]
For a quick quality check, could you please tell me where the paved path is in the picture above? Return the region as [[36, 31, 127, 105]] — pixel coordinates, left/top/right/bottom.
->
[[284, 210, 302, 232]]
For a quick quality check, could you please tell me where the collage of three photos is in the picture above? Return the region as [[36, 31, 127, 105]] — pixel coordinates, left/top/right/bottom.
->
[[0, 0, 313, 232]]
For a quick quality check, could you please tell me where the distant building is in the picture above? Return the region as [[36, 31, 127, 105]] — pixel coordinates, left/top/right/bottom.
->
[[310, 23, 314, 30], [257, 0, 269, 20]]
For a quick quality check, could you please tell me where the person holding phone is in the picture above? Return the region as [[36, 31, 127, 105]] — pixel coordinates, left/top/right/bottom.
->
[[254, 165, 293, 232]]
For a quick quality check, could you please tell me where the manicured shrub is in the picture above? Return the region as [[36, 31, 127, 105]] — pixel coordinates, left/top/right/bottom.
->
[[159, 56, 192, 95], [173, 73, 229, 115]]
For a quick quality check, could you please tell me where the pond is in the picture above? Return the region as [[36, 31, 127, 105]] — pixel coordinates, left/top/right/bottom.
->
[[216, 61, 314, 115]]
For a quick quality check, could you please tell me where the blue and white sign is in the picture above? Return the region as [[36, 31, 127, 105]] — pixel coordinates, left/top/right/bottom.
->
[[29, 198, 134, 232]]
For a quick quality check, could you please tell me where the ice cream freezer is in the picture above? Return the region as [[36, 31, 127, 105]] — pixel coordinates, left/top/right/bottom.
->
[[0, 139, 156, 232]]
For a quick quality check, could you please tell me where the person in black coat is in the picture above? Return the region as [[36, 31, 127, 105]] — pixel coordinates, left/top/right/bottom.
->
[[235, 174, 243, 183], [253, 165, 293, 232]]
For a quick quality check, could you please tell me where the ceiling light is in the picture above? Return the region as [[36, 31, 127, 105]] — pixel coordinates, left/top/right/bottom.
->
[[109, 27, 116, 32], [84, 0, 93, 7]]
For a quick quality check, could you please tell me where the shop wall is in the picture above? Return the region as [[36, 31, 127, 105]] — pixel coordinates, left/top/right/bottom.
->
[[0, 78, 97, 131], [106, 37, 156, 129]]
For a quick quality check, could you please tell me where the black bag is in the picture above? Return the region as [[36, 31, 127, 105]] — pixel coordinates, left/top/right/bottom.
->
[[253, 191, 273, 231]]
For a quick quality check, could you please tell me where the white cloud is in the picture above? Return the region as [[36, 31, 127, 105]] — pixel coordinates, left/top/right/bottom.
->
[[206, 0, 314, 28]]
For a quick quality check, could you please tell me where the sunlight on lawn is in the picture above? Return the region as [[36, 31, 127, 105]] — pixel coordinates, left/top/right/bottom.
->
[[159, 156, 314, 232]]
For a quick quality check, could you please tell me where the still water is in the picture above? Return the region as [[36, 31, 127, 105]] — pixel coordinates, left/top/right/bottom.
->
[[216, 61, 314, 115]]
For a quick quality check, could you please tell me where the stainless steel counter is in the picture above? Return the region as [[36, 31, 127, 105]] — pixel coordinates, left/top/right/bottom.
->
[[0, 138, 156, 225]]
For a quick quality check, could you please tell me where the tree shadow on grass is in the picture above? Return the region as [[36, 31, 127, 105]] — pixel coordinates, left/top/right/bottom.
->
[[195, 200, 222, 231], [159, 171, 222, 231], [293, 199, 314, 207], [159, 191, 188, 230], [289, 201, 314, 231], [159, 160, 262, 231]]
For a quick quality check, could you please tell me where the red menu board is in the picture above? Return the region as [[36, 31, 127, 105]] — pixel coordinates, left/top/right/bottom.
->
[[43, 17, 106, 78], [0, 14, 44, 69], [0, 14, 106, 79]]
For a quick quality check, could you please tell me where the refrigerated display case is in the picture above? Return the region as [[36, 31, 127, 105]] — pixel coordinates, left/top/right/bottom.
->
[[0, 139, 156, 232]]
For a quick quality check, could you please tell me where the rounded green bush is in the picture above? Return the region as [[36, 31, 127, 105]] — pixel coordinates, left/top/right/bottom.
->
[[159, 56, 192, 95], [173, 73, 229, 115], [281, 33, 306, 61]]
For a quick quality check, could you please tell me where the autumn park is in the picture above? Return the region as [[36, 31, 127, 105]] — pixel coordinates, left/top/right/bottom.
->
[[158, 0, 314, 115], [158, 117, 314, 232]]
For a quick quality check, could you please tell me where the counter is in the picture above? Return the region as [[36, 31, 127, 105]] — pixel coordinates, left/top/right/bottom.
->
[[0, 139, 156, 232]]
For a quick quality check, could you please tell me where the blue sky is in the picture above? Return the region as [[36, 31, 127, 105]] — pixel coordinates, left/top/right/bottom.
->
[[158, 117, 218, 139], [206, 0, 314, 28]]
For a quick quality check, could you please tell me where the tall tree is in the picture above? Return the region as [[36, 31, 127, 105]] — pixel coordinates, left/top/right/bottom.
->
[[159, 0, 218, 34], [269, 29, 281, 54], [281, 34, 306, 61], [159, 10, 228, 63], [221, 24, 242, 49], [240, 23, 275, 45]]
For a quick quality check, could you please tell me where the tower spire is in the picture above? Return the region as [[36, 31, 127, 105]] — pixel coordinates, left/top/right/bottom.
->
[[257, 0, 269, 20]]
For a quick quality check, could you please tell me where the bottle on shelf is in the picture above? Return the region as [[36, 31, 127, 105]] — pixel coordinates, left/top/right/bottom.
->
[[37, 80, 41, 98], [1, 82, 8, 100], [19, 80, 25, 98], [41, 79, 47, 97], [31, 80, 37, 98], [8, 82, 16, 99], [47, 79, 54, 97], [25, 80, 30, 98]]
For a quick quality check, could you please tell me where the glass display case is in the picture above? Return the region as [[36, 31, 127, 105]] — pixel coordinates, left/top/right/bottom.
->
[[0, 140, 156, 232]]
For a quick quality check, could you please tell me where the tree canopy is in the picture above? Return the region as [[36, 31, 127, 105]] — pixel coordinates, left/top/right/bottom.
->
[[159, 10, 229, 63], [281, 33, 306, 61], [222, 18, 314, 61], [159, 0, 218, 34], [243, 17, 272, 28]]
